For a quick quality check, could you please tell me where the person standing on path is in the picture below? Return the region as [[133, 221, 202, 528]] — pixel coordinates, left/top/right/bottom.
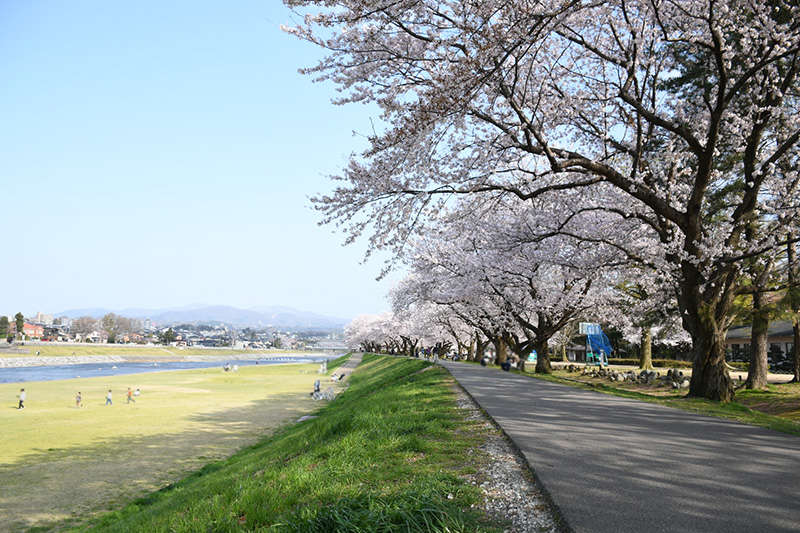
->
[[105, 390, 112, 406], [126, 388, 135, 404], [17, 388, 25, 409], [76, 392, 82, 408]]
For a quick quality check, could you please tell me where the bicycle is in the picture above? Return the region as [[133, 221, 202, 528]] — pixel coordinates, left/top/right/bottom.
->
[[311, 387, 336, 401]]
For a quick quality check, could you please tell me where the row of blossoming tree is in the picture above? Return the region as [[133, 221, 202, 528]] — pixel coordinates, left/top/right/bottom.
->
[[284, 0, 800, 401], [345, 193, 689, 375]]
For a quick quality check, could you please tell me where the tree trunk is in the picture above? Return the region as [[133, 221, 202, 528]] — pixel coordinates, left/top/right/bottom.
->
[[493, 337, 508, 366], [510, 341, 535, 373], [745, 291, 770, 389], [679, 252, 737, 402], [455, 339, 467, 359], [472, 333, 488, 362], [516, 346, 526, 373], [639, 326, 653, 370], [534, 338, 552, 374], [787, 236, 800, 383], [478, 337, 488, 361], [687, 319, 734, 402], [793, 321, 800, 383]]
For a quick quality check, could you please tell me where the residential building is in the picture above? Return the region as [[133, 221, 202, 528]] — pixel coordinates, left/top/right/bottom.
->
[[8, 322, 45, 339], [34, 311, 54, 325], [726, 320, 795, 371]]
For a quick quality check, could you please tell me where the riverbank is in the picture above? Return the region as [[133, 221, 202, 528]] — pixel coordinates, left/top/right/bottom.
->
[[1, 358, 347, 532], [0, 351, 333, 368], [65, 354, 559, 533]]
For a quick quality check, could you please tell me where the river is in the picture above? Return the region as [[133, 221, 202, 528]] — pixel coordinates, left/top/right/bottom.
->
[[0, 355, 338, 384]]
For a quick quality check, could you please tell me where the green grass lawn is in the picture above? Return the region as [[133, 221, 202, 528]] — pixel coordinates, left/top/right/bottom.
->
[[531, 367, 800, 435], [0, 360, 340, 532], [58, 355, 506, 533]]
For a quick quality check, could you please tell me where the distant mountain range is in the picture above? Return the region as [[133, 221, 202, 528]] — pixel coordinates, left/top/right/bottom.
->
[[53, 304, 349, 331]]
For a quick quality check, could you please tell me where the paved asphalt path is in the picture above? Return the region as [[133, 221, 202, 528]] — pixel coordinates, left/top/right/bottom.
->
[[336, 352, 363, 378], [441, 361, 800, 533]]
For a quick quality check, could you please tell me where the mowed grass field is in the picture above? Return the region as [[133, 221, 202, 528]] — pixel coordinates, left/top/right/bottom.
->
[[0, 360, 336, 532]]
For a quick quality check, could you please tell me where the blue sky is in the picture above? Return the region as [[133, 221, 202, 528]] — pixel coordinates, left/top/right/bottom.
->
[[0, 1, 398, 321]]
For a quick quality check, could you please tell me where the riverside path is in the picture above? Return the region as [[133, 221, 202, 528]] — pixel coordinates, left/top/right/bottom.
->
[[335, 351, 363, 379], [441, 361, 800, 533]]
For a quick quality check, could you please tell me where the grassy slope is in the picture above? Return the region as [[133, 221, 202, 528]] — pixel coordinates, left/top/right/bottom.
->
[[76, 355, 504, 533]]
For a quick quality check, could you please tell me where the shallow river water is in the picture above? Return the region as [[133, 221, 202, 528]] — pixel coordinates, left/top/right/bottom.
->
[[0, 355, 336, 384]]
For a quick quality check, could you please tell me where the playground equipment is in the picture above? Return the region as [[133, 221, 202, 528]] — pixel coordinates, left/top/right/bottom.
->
[[580, 323, 612, 367]]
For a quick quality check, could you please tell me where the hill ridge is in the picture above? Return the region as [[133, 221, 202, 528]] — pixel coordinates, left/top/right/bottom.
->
[[53, 304, 349, 330]]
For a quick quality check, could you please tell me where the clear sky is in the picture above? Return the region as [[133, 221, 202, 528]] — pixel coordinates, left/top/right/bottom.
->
[[0, 1, 398, 321]]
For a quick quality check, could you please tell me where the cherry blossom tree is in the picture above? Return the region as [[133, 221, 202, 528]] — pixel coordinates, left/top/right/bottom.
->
[[389, 282, 472, 355], [345, 312, 394, 353], [391, 253, 511, 364], [740, 253, 781, 389], [390, 194, 634, 372], [435, 312, 475, 358], [612, 270, 686, 370], [287, 0, 800, 401], [346, 306, 455, 356]]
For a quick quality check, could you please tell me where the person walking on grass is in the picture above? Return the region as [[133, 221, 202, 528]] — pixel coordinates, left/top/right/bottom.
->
[[126, 388, 135, 404], [76, 392, 82, 408], [105, 390, 112, 406], [17, 388, 25, 409]]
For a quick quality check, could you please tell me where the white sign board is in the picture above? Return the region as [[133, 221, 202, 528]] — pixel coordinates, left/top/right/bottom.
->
[[579, 322, 601, 335]]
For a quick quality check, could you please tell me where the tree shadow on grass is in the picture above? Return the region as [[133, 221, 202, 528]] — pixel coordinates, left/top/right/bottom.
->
[[0, 390, 316, 532]]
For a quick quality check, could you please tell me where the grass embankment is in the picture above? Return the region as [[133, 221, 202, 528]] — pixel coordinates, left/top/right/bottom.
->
[[0, 358, 345, 532], [73, 355, 505, 533], [532, 367, 800, 436]]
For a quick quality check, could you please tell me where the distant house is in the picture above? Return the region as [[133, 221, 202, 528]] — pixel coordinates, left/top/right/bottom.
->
[[195, 338, 221, 348], [8, 322, 44, 339], [43, 324, 68, 341], [80, 330, 103, 343], [726, 320, 795, 366], [26, 323, 44, 339]]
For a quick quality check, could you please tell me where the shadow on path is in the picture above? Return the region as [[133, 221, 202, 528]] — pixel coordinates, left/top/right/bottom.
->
[[442, 362, 800, 533]]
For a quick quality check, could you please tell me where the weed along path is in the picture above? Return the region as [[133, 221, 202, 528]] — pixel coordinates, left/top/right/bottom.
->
[[441, 361, 800, 533], [0, 359, 349, 533]]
